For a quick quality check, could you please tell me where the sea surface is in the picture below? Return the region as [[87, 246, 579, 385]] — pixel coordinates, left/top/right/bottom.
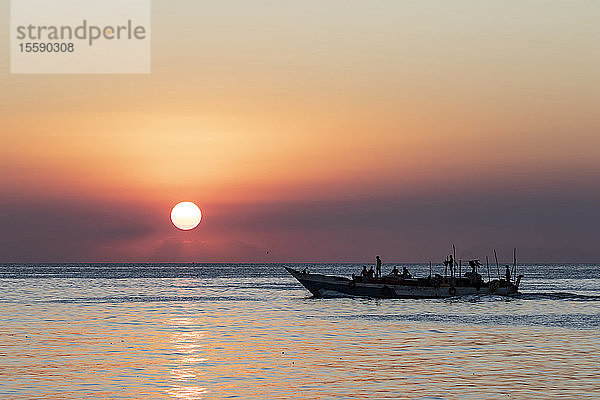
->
[[1, 263, 599, 399]]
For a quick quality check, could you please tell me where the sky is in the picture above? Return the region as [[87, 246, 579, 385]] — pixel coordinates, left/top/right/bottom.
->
[[1, 1, 599, 262]]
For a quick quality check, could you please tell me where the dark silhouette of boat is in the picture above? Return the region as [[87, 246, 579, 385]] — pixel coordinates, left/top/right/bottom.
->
[[285, 263, 523, 299]]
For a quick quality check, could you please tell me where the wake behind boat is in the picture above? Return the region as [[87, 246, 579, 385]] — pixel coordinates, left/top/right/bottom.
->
[[285, 257, 523, 299]]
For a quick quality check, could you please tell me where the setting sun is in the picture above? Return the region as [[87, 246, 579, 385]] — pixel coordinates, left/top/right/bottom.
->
[[170, 201, 202, 230]]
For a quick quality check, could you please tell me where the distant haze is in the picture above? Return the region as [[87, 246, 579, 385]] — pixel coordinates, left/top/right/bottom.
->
[[1, 1, 599, 262]]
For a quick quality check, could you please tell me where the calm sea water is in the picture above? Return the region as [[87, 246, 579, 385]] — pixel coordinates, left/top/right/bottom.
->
[[1, 263, 598, 399]]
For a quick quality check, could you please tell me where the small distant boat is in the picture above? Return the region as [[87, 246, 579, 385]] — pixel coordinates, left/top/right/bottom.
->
[[285, 265, 523, 299]]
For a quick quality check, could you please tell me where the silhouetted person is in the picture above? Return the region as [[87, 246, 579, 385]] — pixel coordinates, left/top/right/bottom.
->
[[505, 265, 511, 282], [402, 267, 412, 279], [466, 263, 477, 279], [465, 263, 481, 284], [468, 260, 477, 273], [376, 256, 382, 278], [361, 265, 368, 277], [391, 266, 399, 276], [368, 266, 375, 279], [449, 255, 454, 277]]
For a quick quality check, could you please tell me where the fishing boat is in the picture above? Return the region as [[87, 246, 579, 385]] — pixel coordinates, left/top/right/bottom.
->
[[285, 261, 523, 299]]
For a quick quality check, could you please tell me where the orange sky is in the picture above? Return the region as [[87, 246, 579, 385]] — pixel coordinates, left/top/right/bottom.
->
[[1, 1, 599, 262]]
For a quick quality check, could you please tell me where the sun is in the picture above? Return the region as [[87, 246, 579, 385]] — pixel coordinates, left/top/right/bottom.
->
[[170, 202, 202, 230]]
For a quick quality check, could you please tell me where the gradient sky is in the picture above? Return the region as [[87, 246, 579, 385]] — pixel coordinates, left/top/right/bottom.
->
[[1, 1, 599, 262]]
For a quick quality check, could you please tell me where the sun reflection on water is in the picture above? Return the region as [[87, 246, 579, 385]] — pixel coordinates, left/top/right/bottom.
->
[[1, 267, 599, 399], [167, 319, 209, 399]]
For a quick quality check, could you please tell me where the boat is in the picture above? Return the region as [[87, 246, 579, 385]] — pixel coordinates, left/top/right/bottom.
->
[[285, 262, 523, 299]]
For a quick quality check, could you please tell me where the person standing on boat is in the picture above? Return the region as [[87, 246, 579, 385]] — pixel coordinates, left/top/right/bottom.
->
[[505, 265, 511, 282], [376, 256, 382, 278]]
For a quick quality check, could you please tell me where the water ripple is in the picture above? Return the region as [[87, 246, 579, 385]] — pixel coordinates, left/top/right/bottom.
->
[[0, 263, 599, 399]]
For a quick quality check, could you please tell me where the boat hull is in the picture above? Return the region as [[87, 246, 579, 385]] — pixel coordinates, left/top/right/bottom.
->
[[285, 267, 520, 298]]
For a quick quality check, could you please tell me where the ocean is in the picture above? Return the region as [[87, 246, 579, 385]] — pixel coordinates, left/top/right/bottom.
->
[[1, 263, 598, 399]]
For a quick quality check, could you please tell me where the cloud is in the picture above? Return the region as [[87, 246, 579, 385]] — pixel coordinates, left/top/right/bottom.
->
[[209, 186, 600, 262], [0, 196, 160, 262], [1, 181, 599, 262]]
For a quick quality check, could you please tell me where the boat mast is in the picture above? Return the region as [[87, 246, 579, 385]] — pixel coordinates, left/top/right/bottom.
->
[[494, 249, 500, 280], [444, 256, 448, 279], [512, 248, 517, 284], [452, 244, 456, 279]]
